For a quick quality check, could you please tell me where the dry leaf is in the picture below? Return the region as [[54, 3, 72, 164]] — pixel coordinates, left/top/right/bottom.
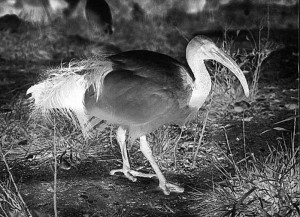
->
[[285, 104, 298, 110], [273, 127, 288, 131], [244, 117, 253, 122]]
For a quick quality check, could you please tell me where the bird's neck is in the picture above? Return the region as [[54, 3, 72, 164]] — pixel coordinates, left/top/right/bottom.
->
[[187, 56, 212, 109]]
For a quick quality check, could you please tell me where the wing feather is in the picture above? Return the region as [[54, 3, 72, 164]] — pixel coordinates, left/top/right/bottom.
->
[[27, 57, 113, 137]]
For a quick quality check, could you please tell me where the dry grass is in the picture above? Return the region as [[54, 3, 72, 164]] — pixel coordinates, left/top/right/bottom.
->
[[208, 26, 281, 103], [0, 101, 32, 217], [0, 181, 28, 217], [191, 116, 299, 217]]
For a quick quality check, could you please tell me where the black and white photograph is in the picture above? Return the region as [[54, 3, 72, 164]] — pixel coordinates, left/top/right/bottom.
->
[[0, 0, 299, 216]]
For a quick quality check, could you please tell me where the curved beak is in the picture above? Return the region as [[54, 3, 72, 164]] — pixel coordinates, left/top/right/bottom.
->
[[210, 47, 249, 97]]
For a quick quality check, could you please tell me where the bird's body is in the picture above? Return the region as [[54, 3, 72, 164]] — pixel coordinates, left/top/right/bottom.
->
[[27, 36, 249, 195], [85, 50, 196, 141]]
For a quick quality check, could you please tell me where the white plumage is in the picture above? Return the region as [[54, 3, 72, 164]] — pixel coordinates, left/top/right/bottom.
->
[[27, 58, 113, 136]]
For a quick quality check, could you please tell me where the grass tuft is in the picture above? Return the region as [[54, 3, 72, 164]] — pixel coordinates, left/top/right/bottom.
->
[[191, 117, 299, 217]]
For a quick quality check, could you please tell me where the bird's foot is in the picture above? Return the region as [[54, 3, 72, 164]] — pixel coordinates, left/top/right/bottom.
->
[[160, 183, 184, 195], [110, 168, 156, 182], [110, 168, 137, 182]]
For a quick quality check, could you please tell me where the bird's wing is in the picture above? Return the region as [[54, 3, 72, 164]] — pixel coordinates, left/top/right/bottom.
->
[[85, 68, 181, 125], [85, 51, 195, 125], [107, 50, 194, 106]]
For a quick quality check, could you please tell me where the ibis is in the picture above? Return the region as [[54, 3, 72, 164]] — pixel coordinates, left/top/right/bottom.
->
[[27, 35, 249, 195]]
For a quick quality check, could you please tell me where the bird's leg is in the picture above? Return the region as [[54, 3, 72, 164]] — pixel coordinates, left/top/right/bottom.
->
[[110, 126, 137, 182], [139, 136, 184, 195], [110, 127, 156, 182]]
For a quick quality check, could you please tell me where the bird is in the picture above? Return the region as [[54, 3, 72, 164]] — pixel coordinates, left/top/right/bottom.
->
[[27, 35, 249, 195]]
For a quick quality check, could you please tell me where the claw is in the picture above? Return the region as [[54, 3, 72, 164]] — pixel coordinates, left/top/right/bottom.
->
[[110, 168, 137, 182], [129, 170, 156, 179], [160, 183, 184, 195], [110, 168, 156, 182]]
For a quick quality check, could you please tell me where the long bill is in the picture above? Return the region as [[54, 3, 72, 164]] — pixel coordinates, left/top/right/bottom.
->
[[210, 47, 249, 97]]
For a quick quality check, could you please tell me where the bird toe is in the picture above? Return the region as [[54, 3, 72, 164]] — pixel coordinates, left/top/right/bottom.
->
[[128, 170, 156, 179], [109, 168, 122, 176], [109, 168, 137, 182], [126, 172, 137, 182], [160, 183, 184, 195]]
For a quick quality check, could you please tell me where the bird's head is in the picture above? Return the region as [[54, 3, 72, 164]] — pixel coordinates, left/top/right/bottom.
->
[[187, 35, 249, 97]]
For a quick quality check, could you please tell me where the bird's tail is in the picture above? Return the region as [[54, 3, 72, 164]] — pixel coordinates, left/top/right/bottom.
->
[[27, 57, 113, 136]]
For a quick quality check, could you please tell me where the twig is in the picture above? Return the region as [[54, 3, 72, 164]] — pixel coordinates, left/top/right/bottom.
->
[[192, 109, 209, 168], [222, 127, 242, 179], [236, 187, 256, 208], [173, 128, 183, 170], [242, 112, 247, 167], [0, 149, 32, 217], [291, 110, 297, 165], [0, 201, 10, 217], [53, 118, 58, 217], [110, 126, 114, 150]]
